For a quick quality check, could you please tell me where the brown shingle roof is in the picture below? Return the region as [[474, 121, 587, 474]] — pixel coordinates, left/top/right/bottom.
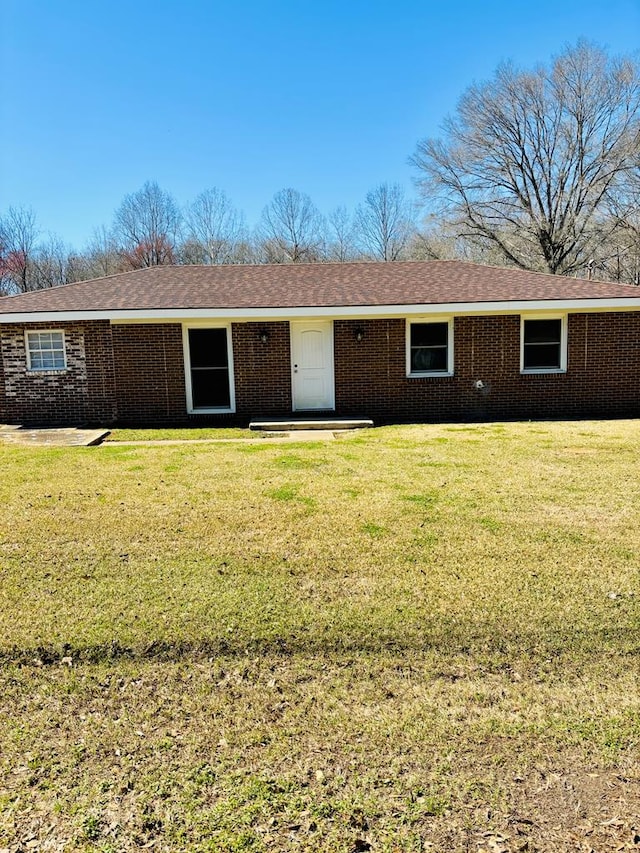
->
[[1, 261, 639, 315]]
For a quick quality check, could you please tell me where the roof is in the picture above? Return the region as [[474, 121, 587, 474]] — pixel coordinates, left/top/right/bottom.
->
[[1, 261, 639, 320]]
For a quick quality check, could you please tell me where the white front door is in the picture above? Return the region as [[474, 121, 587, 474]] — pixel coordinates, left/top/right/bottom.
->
[[291, 321, 335, 411]]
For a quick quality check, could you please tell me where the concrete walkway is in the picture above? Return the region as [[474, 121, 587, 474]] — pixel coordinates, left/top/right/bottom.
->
[[0, 425, 110, 447], [105, 429, 349, 446], [0, 425, 359, 447]]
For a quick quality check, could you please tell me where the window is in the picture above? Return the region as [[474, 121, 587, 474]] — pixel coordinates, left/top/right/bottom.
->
[[25, 330, 66, 371], [521, 317, 566, 372], [184, 326, 235, 412], [407, 319, 453, 376]]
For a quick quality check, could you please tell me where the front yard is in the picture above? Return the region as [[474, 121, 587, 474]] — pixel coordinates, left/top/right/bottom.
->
[[1, 421, 639, 851]]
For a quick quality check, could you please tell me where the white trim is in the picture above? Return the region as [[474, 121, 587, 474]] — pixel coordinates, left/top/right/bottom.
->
[[3, 297, 640, 325], [520, 314, 567, 374], [406, 317, 454, 377], [182, 323, 236, 414], [24, 329, 67, 372]]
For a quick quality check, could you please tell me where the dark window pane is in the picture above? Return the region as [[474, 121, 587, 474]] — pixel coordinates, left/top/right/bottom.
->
[[411, 347, 448, 372], [189, 328, 228, 368], [410, 323, 449, 373], [524, 319, 561, 344], [411, 323, 448, 347], [188, 328, 231, 408], [191, 368, 230, 408], [523, 343, 561, 369]]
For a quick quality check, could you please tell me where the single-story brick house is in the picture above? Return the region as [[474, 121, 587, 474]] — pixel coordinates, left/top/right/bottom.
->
[[1, 260, 640, 426]]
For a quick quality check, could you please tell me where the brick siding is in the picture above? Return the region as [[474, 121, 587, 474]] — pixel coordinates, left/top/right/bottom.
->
[[0, 321, 116, 425], [2, 313, 640, 426], [110, 321, 292, 425], [112, 324, 187, 423], [334, 315, 640, 422], [232, 322, 292, 417]]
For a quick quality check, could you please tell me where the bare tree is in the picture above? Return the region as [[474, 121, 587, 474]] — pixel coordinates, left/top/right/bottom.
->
[[258, 188, 325, 263], [408, 217, 513, 264], [32, 235, 73, 288], [406, 222, 453, 261], [354, 183, 415, 261], [326, 206, 358, 262], [183, 188, 245, 264], [412, 42, 640, 276], [76, 226, 126, 280], [65, 252, 95, 284], [113, 181, 182, 268], [0, 206, 39, 293], [597, 167, 640, 283]]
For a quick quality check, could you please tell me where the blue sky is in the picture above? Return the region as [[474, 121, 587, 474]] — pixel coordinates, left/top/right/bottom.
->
[[2, 0, 639, 249]]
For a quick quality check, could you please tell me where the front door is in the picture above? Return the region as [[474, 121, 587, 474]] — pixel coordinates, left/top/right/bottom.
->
[[291, 321, 335, 411]]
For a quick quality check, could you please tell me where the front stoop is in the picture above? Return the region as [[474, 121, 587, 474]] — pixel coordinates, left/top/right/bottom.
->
[[249, 418, 374, 432]]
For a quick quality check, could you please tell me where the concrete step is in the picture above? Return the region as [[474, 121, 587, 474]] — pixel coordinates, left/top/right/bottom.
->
[[249, 418, 373, 432]]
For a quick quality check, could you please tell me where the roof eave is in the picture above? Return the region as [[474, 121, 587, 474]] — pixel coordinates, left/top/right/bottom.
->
[[2, 297, 640, 324]]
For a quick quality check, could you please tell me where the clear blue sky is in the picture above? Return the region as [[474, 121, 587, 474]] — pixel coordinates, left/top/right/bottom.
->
[[2, 0, 639, 249]]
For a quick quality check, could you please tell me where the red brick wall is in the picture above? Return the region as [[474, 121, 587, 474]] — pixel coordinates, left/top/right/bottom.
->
[[112, 324, 187, 423], [334, 314, 640, 422], [110, 321, 292, 424], [2, 313, 640, 426], [232, 322, 292, 416], [0, 321, 116, 425]]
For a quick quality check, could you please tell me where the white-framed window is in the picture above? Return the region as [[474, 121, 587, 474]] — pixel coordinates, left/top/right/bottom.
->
[[25, 330, 67, 371], [520, 316, 567, 373], [406, 318, 454, 377], [182, 324, 235, 413]]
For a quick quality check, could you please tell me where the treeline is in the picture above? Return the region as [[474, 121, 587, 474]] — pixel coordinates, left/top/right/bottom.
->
[[0, 183, 430, 295], [1, 41, 638, 295]]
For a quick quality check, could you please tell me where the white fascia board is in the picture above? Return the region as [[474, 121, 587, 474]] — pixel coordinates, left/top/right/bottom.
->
[[2, 298, 640, 325]]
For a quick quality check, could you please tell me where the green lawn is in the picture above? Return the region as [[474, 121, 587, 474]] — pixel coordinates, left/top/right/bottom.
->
[[105, 427, 254, 442], [1, 421, 639, 851]]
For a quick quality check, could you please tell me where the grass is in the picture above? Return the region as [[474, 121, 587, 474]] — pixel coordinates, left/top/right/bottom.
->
[[105, 427, 254, 441], [1, 420, 639, 851]]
